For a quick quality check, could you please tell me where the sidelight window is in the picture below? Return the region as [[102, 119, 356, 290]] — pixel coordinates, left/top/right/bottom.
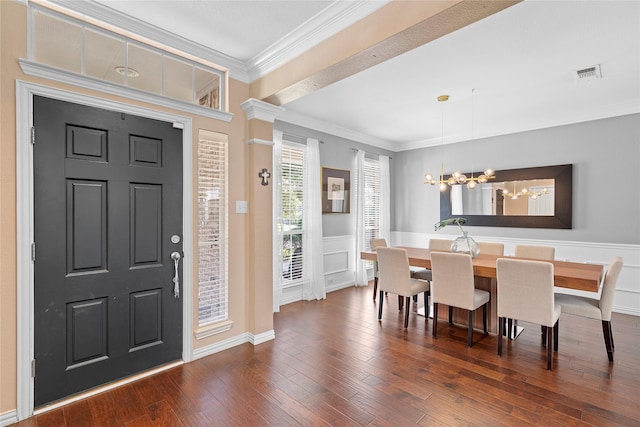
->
[[197, 130, 228, 326]]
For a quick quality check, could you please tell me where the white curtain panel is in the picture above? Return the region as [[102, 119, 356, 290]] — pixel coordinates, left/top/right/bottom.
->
[[303, 138, 326, 300], [379, 155, 391, 244], [272, 129, 284, 312], [353, 150, 368, 286]]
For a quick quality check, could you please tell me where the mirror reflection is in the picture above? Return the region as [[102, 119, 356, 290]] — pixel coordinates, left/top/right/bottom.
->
[[440, 164, 572, 229], [451, 179, 555, 216]]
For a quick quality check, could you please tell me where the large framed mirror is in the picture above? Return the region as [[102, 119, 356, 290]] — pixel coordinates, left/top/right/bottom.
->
[[440, 164, 572, 228]]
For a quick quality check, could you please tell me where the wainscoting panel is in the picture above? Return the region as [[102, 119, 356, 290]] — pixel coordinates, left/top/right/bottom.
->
[[323, 235, 356, 293], [392, 232, 640, 316]]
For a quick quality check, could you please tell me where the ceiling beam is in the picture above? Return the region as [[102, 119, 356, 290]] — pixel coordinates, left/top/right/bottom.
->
[[253, 0, 521, 106]]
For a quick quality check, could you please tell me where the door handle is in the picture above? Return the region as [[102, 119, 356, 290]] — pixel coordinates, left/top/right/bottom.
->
[[171, 252, 181, 299]]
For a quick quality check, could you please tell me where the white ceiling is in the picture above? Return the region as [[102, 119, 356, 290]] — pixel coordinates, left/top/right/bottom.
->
[[85, 0, 639, 151]]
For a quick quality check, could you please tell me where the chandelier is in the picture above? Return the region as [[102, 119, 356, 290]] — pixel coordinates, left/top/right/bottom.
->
[[424, 93, 495, 192], [501, 181, 549, 200]]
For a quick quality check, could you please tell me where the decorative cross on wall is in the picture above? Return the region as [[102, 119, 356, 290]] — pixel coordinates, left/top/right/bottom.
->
[[259, 168, 271, 186]]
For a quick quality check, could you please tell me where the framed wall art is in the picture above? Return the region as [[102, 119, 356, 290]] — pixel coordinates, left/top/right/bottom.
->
[[321, 167, 350, 213]]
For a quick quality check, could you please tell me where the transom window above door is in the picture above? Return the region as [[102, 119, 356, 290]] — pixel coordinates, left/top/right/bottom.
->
[[28, 4, 228, 113]]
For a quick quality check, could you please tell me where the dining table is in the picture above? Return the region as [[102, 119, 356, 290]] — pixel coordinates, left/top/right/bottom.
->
[[361, 246, 604, 334]]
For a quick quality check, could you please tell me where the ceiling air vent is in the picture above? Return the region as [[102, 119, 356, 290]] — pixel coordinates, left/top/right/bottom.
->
[[575, 64, 602, 81]]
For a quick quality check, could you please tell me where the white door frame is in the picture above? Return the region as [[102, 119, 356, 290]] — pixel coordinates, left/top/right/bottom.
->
[[16, 80, 194, 419]]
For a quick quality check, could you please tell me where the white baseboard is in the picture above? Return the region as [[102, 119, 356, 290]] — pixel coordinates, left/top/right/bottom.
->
[[326, 280, 355, 293], [0, 411, 18, 427], [192, 329, 275, 360], [250, 330, 276, 345]]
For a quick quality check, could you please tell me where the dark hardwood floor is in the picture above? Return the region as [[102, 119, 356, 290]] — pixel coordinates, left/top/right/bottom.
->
[[14, 283, 640, 426]]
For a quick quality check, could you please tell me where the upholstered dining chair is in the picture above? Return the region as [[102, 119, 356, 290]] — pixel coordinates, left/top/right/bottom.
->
[[477, 242, 504, 256], [376, 247, 430, 328], [370, 238, 388, 300], [410, 238, 453, 282], [515, 244, 555, 260], [430, 252, 490, 347], [496, 258, 561, 370], [555, 257, 623, 362], [512, 244, 556, 338]]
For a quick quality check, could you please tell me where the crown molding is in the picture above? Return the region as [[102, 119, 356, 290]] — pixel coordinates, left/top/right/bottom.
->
[[277, 109, 396, 152], [395, 100, 640, 152], [240, 98, 285, 123], [246, 0, 389, 81]]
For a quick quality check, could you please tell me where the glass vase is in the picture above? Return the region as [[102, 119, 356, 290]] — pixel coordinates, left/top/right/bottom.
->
[[450, 232, 480, 258]]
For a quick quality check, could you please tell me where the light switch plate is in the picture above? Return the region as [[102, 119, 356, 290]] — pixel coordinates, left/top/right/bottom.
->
[[236, 200, 248, 214]]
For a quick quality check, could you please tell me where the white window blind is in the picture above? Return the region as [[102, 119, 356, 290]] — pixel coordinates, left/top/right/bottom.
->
[[364, 158, 381, 251], [197, 131, 228, 326], [280, 144, 304, 284]]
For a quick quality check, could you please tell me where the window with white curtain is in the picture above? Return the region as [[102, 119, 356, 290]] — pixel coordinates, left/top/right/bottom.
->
[[279, 143, 305, 285], [197, 130, 228, 326], [363, 158, 381, 252]]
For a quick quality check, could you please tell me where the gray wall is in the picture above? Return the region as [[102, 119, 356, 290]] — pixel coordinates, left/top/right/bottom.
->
[[394, 114, 640, 244], [275, 120, 395, 237]]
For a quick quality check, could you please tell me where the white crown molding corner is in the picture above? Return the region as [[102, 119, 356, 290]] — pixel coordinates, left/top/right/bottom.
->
[[247, 138, 274, 146], [246, 0, 390, 81], [240, 98, 285, 122], [277, 109, 396, 152]]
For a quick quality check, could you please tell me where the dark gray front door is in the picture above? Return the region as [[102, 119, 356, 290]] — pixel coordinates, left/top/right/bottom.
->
[[33, 96, 183, 407]]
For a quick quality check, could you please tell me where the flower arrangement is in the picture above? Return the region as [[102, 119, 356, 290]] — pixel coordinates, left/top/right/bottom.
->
[[434, 217, 480, 257], [434, 217, 467, 233]]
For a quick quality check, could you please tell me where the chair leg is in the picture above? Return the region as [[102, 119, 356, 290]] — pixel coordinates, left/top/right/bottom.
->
[[507, 318, 513, 340], [433, 303, 439, 337], [482, 304, 488, 335], [468, 310, 474, 347], [398, 295, 403, 310], [378, 291, 384, 320], [404, 296, 411, 328], [373, 276, 378, 300], [541, 326, 547, 347], [553, 320, 559, 352], [423, 291, 428, 319], [602, 320, 614, 362], [547, 325, 553, 370], [609, 321, 615, 350], [448, 306, 453, 324], [497, 317, 504, 356]]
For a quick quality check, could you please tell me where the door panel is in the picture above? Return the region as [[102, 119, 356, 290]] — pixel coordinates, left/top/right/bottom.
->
[[33, 96, 183, 406], [130, 183, 162, 266], [66, 298, 109, 369], [67, 180, 108, 273]]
